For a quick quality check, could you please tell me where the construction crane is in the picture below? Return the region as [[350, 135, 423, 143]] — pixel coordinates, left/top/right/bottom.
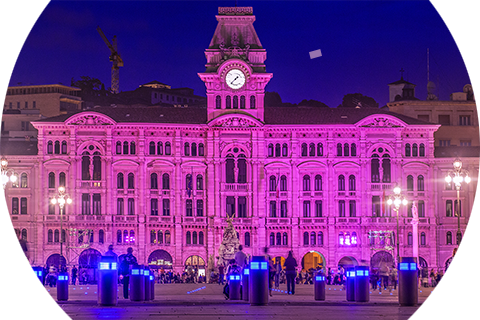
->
[[96, 26, 123, 94]]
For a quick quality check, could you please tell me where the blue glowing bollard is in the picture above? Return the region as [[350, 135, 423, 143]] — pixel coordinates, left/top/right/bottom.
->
[[13, 264, 30, 302], [130, 265, 145, 302], [354, 266, 370, 302], [314, 272, 326, 301], [464, 267, 479, 303], [243, 267, 250, 302], [144, 268, 153, 301], [346, 268, 355, 301], [98, 256, 118, 306], [149, 274, 155, 300], [398, 257, 418, 306], [450, 268, 465, 302], [57, 272, 69, 301], [249, 256, 269, 306], [30, 267, 43, 301], [229, 272, 242, 300]]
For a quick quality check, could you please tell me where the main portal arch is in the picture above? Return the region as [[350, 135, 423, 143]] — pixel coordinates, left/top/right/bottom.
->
[[301, 251, 326, 272]]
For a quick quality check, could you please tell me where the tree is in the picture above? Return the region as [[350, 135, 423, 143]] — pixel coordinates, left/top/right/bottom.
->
[[339, 93, 379, 108], [264, 91, 283, 107], [71, 76, 107, 96], [297, 99, 329, 108]]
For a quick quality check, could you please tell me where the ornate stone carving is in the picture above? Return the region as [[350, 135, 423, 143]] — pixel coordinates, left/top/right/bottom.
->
[[361, 117, 402, 128], [67, 114, 115, 126]]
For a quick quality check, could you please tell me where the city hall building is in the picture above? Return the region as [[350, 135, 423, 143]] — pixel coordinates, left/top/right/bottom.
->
[[5, 7, 477, 280]]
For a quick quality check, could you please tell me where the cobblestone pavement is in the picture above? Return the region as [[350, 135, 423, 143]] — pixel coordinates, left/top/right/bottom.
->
[[42, 283, 434, 320]]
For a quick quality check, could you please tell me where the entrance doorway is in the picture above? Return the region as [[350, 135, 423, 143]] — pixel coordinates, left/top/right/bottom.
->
[[338, 256, 359, 270], [185, 255, 206, 277], [45, 254, 66, 270], [301, 251, 325, 272], [147, 249, 173, 270], [78, 248, 102, 284], [370, 251, 394, 271]]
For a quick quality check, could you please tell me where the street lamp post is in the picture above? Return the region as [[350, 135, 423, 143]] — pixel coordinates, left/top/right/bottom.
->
[[0, 157, 17, 267], [51, 186, 72, 265], [445, 158, 471, 245], [387, 185, 408, 264]]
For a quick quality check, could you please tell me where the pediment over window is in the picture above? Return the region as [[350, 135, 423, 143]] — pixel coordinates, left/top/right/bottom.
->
[[65, 112, 116, 126], [356, 115, 406, 128], [208, 114, 263, 128]]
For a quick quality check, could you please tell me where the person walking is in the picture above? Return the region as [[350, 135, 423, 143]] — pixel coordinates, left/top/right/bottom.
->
[[390, 265, 398, 290], [284, 251, 298, 295], [224, 259, 241, 299], [264, 247, 275, 297], [119, 247, 138, 299], [274, 259, 281, 289], [218, 264, 225, 285], [104, 245, 118, 262], [71, 265, 78, 285]]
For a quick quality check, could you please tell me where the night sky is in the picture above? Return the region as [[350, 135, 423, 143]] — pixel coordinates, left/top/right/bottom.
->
[[8, 0, 472, 108]]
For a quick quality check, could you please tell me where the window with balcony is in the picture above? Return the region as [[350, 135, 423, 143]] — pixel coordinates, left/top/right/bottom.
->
[[197, 200, 204, 217], [117, 198, 124, 215], [151, 173, 158, 189], [93, 194, 101, 215], [48, 172, 55, 189], [315, 200, 322, 217], [338, 175, 345, 191], [280, 201, 287, 217], [371, 155, 380, 182], [407, 175, 414, 191], [338, 200, 345, 217], [163, 199, 170, 216], [314, 175, 322, 191], [446, 231, 452, 245], [269, 201, 277, 218], [303, 175, 310, 191], [446, 200, 453, 217], [127, 198, 134, 215], [186, 199, 193, 216], [280, 175, 287, 191], [417, 175, 424, 191], [303, 201, 311, 217], [269, 176, 277, 191], [238, 197, 246, 218], [349, 200, 356, 217], [128, 173, 134, 189], [151, 199, 158, 216], [348, 175, 355, 191]]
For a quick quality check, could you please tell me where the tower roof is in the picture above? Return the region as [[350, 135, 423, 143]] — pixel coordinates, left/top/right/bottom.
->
[[388, 77, 416, 86]]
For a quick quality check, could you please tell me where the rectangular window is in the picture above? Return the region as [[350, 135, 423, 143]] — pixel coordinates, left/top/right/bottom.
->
[[226, 196, 235, 218], [439, 140, 451, 147], [459, 115, 471, 126], [446, 200, 453, 217], [315, 200, 322, 217], [117, 198, 124, 215], [82, 194, 91, 215], [128, 198, 135, 215], [151, 199, 158, 216], [349, 200, 356, 217], [338, 200, 345, 217], [372, 196, 380, 217], [25, 101, 28, 109], [17, 102, 20, 109], [12, 198, 19, 215], [269, 201, 277, 218], [280, 201, 288, 217], [460, 140, 471, 146], [197, 199, 204, 217], [438, 115, 450, 125], [186, 199, 193, 216], [8, 102, 12, 109], [303, 200, 311, 217], [48, 198, 55, 214], [237, 197, 246, 218], [21, 121, 28, 131], [33, 101, 36, 109], [93, 194, 101, 215], [163, 199, 170, 216]]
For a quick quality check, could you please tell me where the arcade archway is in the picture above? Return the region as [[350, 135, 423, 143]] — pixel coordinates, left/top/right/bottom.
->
[[45, 254, 66, 270], [301, 251, 325, 272], [185, 255, 206, 277], [148, 249, 173, 269], [78, 248, 102, 284], [370, 251, 394, 270], [338, 256, 359, 269], [274, 256, 286, 268], [419, 256, 428, 277]]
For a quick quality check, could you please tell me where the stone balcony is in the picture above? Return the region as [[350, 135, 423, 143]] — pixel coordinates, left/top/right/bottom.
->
[[299, 217, 327, 225], [222, 183, 250, 192], [266, 217, 291, 225]]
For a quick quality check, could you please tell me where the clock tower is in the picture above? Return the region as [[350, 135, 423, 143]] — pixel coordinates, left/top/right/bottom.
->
[[198, 7, 272, 122]]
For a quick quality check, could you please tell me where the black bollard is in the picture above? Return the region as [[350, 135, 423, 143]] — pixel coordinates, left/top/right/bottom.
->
[[345, 268, 355, 302], [98, 256, 118, 306], [13, 264, 30, 302], [229, 271, 242, 300], [144, 268, 152, 301], [398, 257, 418, 306], [450, 268, 465, 302], [57, 272, 69, 301], [30, 267, 43, 301], [465, 267, 479, 303], [242, 267, 250, 302], [130, 265, 145, 301], [249, 256, 269, 306], [314, 272, 326, 301], [354, 266, 370, 302], [149, 274, 155, 300]]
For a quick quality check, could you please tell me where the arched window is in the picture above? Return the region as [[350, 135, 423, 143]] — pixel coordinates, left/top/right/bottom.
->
[[301, 143, 307, 156], [117, 198, 124, 215], [165, 142, 171, 155], [186, 199, 193, 216], [233, 95, 238, 109], [349, 200, 356, 217], [283, 232, 288, 246], [59, 172, 66, 187], [226, 96, 231, 109], [338, 175, 345, 191], [275, 143, 281, 157], [407, 175, 414, 191], [351, 143, 357, 156], [192, 231, 198, 244], [117, 230, 122, 244], [371, 154, 380, 182], [317, 143, 323, 156], [303, 232, 309, 245], [276, 232, 281, 246], [446, 231, 452, 245], [117, 173, 124, 189], [199, 231, 204, 245], [157, 142, 163, 155], [382, 154, 391, 182], [196, 175, 203, 190], [418, 200, 425, 217], [48, 229, 53, 243], [184, 142, 190, 156], [151, 173, 158, 189], [412, 143, 418, 157], [20, 173, 28, 188], [348, 175, 356, 191], [150, 230, 156, 244], [198, 143, 205, 156], [61, 141, 67, 154], [344, 143, 349, 156], [48, 172, 55, 189], [116, 142, 121, 155], [186, 231, 191, 245], [245, 232, 251, 247], [215, 95, 221, 109], [315, 200, 322, 217], [318, 232, 324, 246], [99, 229, 104, 244], [267, 144, 274, 157], [303, 200, 311, 217], [54, 141, 60, 154], [162, 173, 170, 189], [149, 142, 155, 155], [47, 141, 53, 154], [419, 143, 425, 157], [417, 175, 424, 191], [405, 143, 411, 157], [54, 229, 60, 243], [269, 233, 275, 246], [165, 230, 171, 244], [420, 232, 426, 246], [21, 229, 27, 241], [269, 176, 277, 191], [130, 142, 136, 155], [408, 232, 413, 245], [269, 201, 277, 217], [123, 141, 129, 155], [250, 96, 256, 109], [240, 95, 246, 109], [158, 231, 163, 244], [310, 232, 316, 245], [191, 143, 197, 156], [351, 232, 358, 245], [282, 143, 288, 157], [127, 173, 134, 189], [303, 175, 310, 191], [337, 143, 342, 156], [238, 154, 247, 183], [314, 175, 322, 191], [339, 232, 344, 245], [280, 175, 287, 191], [197, 200, 203, 216], [309, 143, 315, 156]]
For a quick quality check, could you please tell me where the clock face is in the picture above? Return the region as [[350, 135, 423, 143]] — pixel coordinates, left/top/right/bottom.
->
[[225, 69, 246, 90]]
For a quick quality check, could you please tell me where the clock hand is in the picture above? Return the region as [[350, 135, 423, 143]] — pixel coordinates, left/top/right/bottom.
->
[[231, 76, 239, 84]]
